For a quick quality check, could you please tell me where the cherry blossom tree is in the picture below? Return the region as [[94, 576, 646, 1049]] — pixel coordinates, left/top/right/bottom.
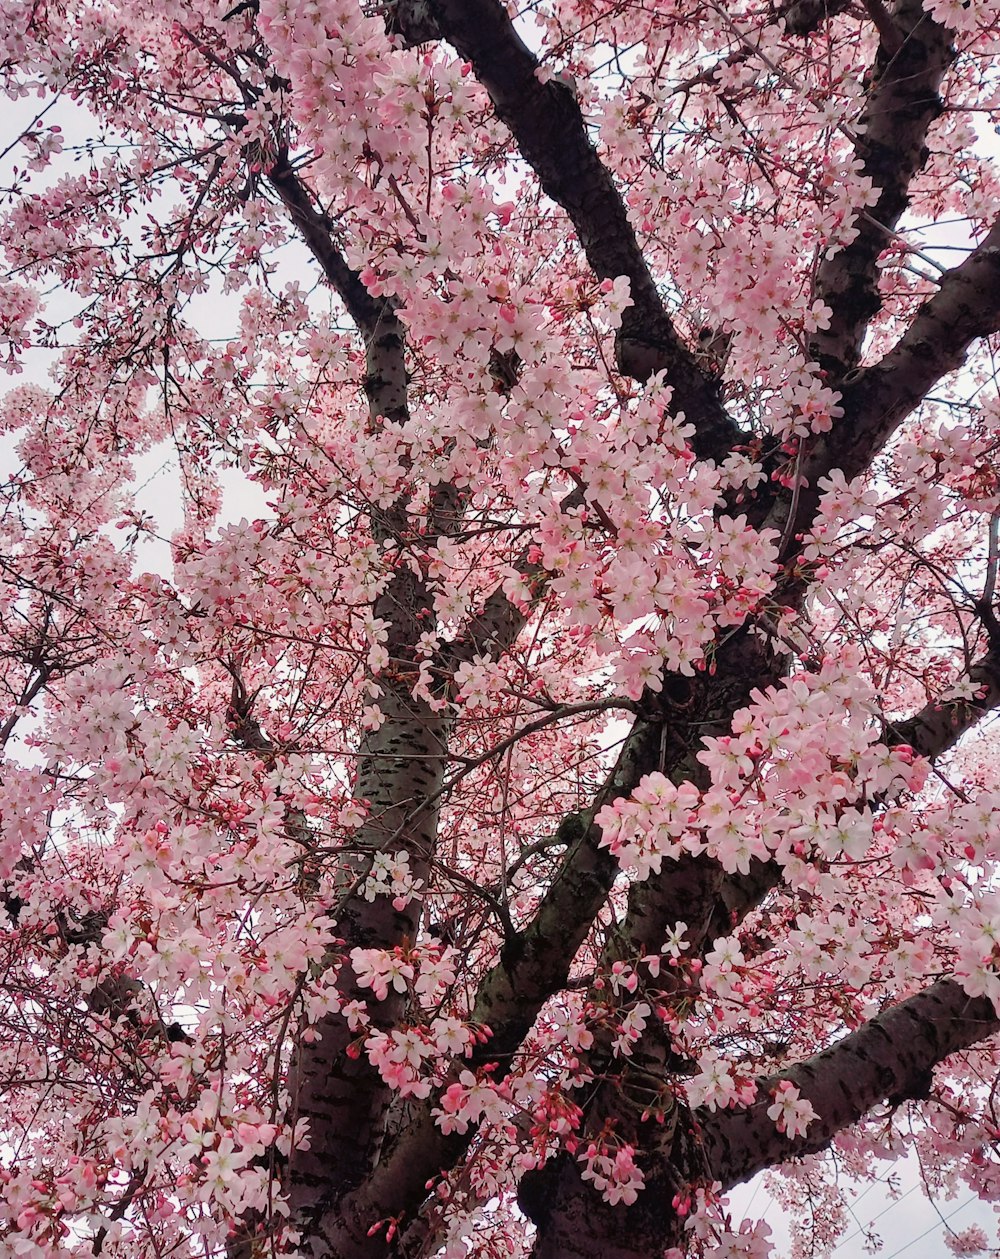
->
[[3, 0, 1000, 1255]]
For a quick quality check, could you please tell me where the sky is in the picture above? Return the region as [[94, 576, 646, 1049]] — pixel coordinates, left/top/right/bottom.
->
[[730, 1157, 996, 1259]]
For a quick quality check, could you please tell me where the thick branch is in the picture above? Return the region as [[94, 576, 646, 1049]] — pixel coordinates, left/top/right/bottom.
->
[[890, 637, 1000, 759], [525, 978, 999, 1258], [393, 0, 742, 460], [266, 157, 455, 1240], [330, 634, 786, 1253], [836, 215, 1000, 474], [315, 716, 665, 1258], [810, 0, 954, 380], [523, 623, 1000, 1256], [267, 158, 389, 340], [609, 634, 786, 960], [766, 215, 1000, 552], [775, 0, 853, 36], [702, 977, 999, 1188]]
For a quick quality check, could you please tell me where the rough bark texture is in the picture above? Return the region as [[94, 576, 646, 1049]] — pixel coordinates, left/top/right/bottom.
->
[[810, 0, 954, 380], [252, 4, 1000, 1257], [265, 160, 455, 1245], [703, 979, 999, 1187], [394, 0, 744, 461]]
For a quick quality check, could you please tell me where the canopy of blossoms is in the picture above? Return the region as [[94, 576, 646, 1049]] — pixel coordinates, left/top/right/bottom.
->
[[2, 0, 1000, 1257]]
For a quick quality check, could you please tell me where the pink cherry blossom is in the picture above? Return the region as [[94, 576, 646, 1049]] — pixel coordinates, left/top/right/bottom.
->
[[1, 2, 999, 1257]]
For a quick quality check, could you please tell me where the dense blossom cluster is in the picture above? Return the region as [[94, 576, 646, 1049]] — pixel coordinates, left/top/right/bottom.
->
[[1, 0, 1000, 1256]]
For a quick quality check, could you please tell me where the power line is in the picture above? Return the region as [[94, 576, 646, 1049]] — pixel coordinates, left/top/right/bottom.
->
[[833, 1183, 921, 1253], [881, 1194, 980, 1259]]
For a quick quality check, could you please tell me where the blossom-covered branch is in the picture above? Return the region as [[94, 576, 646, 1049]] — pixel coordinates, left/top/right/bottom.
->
[[392, 0, 744, 460], [808, 0, 955, 379], [701, 977, 999, 1188], [769, 215, 1000, 551], [3, 2, 1000, 1258]]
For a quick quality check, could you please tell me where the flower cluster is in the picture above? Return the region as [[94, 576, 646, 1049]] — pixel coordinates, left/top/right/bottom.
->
[[578, 1139, 646, 1206], [765, 1081, 818, 1140]]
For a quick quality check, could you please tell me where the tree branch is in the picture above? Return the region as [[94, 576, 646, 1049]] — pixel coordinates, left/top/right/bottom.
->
[[438, 485, 585, 682], [701, 977, 998, 1188], [809, 0, 955, 380], [836, 215, 1000, 477], [764, 215, 1000, 554], [324, 632, 785, 1253], [314, 715, 666, 1257], [889, 636, 1000, 759], [524, 978, 1000, 1258], [262, 157, 458, 1240], [267, 157, 390, 340], [774, 0, 853, 36], [392, 0, 744, 460], [522, 620, 1000, 1256]]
